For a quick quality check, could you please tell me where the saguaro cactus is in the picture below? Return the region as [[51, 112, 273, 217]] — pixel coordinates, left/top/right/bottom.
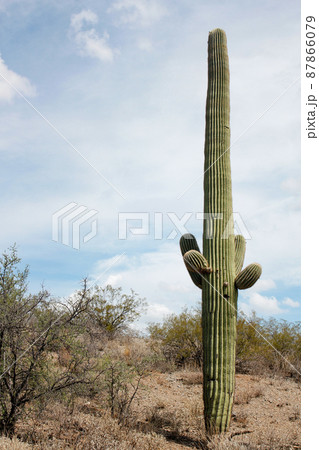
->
[[180, 29, 261, 434]]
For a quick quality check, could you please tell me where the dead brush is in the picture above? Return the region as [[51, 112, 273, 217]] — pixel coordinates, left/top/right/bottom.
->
[[234, 386, 264, 405], [0, 437, 31, 449], [179, 370, 203, 385], [232, 411, 248, 428], [206, 434, 234, 449], [189, 399, 205, 432], [289, 407, 301, 422], [144, 406, 182, 435], [57, 346, 72, 367], [123, 346, 131, 359], [249, 429, 300, 449], [189, 400, 202, 419], [155, 375, 168, 386]]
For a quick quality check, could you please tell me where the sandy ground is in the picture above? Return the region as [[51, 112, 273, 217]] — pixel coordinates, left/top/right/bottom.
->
[[130, 370, 301, 449], [1, 370, 300, 449]]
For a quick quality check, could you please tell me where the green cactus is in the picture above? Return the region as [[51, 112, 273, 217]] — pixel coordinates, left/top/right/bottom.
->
[[183, 250, 212, 275], [180, 29, 262, 434], [234, 235, 246, 275], [235, 262, 262, 290], [180, 234, 203, 288]]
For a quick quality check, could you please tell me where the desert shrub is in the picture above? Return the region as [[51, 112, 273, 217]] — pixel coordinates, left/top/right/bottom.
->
[[100, 357, 139, 422], [0, 246, 102, 437], [86, 285, 147, 339], [148, 307, 300, 378], [96, 350, 155, 424], [236, 312, 301, 379], [265, 317, 301, 374], [148, 307, 202, 368]]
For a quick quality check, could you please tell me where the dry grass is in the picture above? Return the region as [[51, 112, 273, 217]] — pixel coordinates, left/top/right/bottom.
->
[[1, 338, 300, 449], [234, 386, 264, 405], [143, 406, 183, 435], [0, 437, 31, 449], [178, 370, 203, 385], [11, 370, 300, 450], [232, 411, 248, 427], [17, 401, 169, 450]]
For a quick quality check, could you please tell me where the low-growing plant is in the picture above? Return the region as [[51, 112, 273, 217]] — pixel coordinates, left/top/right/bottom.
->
[[98, 352, 154, 424], [144, 406, 182, 436], [236, 312, 301, 378], [148, 307, 202, 367], [148, 307, 300, 378], [234, 387, 264, 405], [179, 370, 203, 385]]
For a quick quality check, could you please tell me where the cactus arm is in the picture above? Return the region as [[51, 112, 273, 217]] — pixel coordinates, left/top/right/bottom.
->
[[184, 269, 203, 289], [235, 263, 262, 290], [180, 233, 201, 255], [180, 234, 204, 289], [234, 235, 246, 275], [183, 250, 212, 274]]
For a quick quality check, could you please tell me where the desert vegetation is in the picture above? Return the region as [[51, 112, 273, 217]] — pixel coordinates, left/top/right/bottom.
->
[[149, 307, 300, 380], [0, 247, 300, 448]]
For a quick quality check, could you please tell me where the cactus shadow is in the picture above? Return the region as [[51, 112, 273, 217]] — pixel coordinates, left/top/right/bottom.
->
[[163, 431, 208, 448]]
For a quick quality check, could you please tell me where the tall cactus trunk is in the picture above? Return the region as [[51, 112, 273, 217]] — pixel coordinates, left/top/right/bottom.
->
[[179, 28, 262, 435], [202, 28, 237, 434]]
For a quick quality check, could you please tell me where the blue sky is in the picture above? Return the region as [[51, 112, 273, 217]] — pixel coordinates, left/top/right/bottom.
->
[[0, 0, 300, 329]]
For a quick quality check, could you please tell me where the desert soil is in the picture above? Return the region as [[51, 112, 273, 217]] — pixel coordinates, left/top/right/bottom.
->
[[130, 370, 301, 449], [1, 370, 300, 449]]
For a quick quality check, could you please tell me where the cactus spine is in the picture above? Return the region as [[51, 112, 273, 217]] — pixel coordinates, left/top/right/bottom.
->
[[180, 29, 262, 434]]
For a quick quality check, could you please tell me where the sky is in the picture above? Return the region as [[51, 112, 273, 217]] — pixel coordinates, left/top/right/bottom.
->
[[0, 0, 300, 330]]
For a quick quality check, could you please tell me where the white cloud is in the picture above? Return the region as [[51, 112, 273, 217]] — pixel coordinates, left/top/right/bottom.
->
[[0, 56, 36, 103], [105, 274, 123, 285], [94, 254, 129, 280], [233, 190, 300, 287], [146, 303, 173, 321], [91, 244, 200, 309], [90, 246, 197, 331], [158, 281, 191, 293], [240, 292, 284, 316], [280, 177, 300, 194], [282, 297, 300, 308], [248, 278, 276, 293], [137, 37, 153, 51], [108, 0, 167, 27], [70, 9, 98, 33], [69, 10, 113, 62]]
